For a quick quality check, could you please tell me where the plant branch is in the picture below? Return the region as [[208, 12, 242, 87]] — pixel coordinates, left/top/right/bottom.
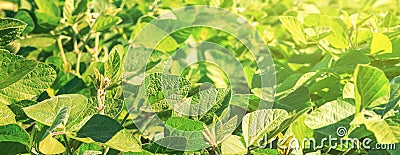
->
[[63, 134, 73, 155]]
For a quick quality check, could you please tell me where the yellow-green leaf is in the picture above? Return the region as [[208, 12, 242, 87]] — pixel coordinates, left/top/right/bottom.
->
[[371, 33, 392, 54]]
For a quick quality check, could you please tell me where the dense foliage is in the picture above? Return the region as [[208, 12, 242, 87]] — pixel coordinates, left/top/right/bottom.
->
[[0, 0, 399, 154]]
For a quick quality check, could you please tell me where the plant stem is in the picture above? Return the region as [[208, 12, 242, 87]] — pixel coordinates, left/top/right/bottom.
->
[[73, 32, 82, 76], [120, 111, 130, 125], [76, 52, 82, 75], [95, 32, 100, 61], [97, 88, 106, 115], [63, 134, 73, 155], [57, 36, 68, 66]]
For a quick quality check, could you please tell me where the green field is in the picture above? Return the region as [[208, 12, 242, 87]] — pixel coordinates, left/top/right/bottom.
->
[[0, 0, 399, 154]]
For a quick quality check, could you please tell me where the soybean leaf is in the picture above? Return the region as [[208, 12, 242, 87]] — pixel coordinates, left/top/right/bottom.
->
[[371, 33, 392, 55], [304, 14, 349, 48], [0, 103, 16, 126], [354, 110, 400, 144], [7, 100, 37, 122], [221, 135, 246, 154], [0, 18, 27, 46], [104, 129, 142, 152], [268, 107, 311, 140], [274, 86, 310, 112], [73, 115, 142, 152], [13, 11, 34, 35], [0, 124, 29, 145], [334, 50, 370, 72], [86, 97, 123, 118], [0, 124, 29, 154], [203, 115, 238, 146], [165, 117, 206, 151], [279, 16, 306, 44], [382, 11, 400, 28], [242, 109, 289, 147], [105, 49, 122, 85], [375, 76, 400, 116], [34, 11, 60, 29], [40, 106, 69, 141], [354, 65, 390, 114], [291, 115, 314, 150], [139, 73, 191, 112], [23, 94, 88, 129], [305, 26, 332, 41], [0, 53, 37, 89], [63, 0, 87, 18], [76, 114, 123, 143], [92, 14, 122, 32], [18, 36, 56, 48], [0, 53, 56, 105], [131, 23, 178, 52], [34, 0, 61, 28], [39, 135, 65, 154], [34, 0, 60, 16], [305, 100, 355, 129]]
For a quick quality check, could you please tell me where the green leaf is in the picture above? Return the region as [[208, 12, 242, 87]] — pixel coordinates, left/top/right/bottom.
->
[[388, 77, 400, 111], [305, 100, 355, 129], [139, 73, 191, 112], [291, 115, 314, 150], [105, 49, 122, 84], [268, 107, 311, 140], [34, 11, 60, 29], [131, 23, 178, 52], [203, 115, 237, 146], [39, 135, 65, 154], [18, 36, 56, 48], [334, 50, 370, 71], [382, 11, 400, 28], [375, 76, 400, 116], [242, 109, 289, 147], [354, 65, 390, 114], [23, 94, 88, 128], [274, 86, 310, 112], [0, 53, 37, 89], [34, 0, 60, 17], [41, 106, 69, 141], [63, 0, 87, 19], [305, 26, 332, 41], [104, 129, 142, 152], [0, 18, 27, 46], [92, 14, 122, 32], [0, 142, 28, 155], [279, 16, 306, 44], [0, 104, 16, 126], [0, 124, 29, 154], [371, 33, 392, 55], [7, 100, 37, 122], [221, 135, 246, 154], [33, 0, 61, 29], [63, 0, 75, 18], [354, 111, 400, 144], [166, 117, 203, 131], [165, 117, 206, 150], [87, 97, 123, 118], [0, 124, 29, 145], [76, 114, 123, 143], [304, 15, 349, 48], [0, 53, 56, 105], [13, 11, 35, 35]]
